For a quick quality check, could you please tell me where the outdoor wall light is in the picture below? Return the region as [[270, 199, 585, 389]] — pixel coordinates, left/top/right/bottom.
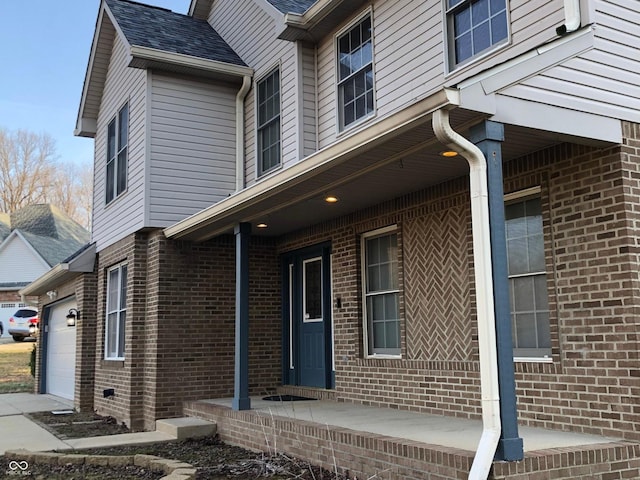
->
[[66, 308, 80, 327]]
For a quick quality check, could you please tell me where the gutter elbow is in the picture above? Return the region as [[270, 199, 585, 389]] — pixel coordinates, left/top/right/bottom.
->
[[556, 0, 581, 35]]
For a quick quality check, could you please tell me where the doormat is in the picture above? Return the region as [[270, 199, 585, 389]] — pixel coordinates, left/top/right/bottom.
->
[[262, 395, 317, 402]]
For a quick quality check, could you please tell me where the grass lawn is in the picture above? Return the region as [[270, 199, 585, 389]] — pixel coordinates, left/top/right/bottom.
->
[[0, 341, 35, 393]]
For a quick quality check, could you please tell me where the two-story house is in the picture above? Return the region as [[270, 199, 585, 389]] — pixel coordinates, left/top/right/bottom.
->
[[23, 0, 640, 478]]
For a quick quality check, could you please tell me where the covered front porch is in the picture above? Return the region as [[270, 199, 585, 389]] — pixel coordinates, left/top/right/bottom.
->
[[184, 393, 639, 479]]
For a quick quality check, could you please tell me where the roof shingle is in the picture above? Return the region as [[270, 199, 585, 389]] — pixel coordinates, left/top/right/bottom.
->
[[2, 205, 90, 267], [266, 0, 317, 14], [105, 0, 246, 66]]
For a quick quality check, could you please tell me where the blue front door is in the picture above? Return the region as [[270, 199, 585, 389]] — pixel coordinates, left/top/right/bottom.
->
[[283, 245, 333, 389]]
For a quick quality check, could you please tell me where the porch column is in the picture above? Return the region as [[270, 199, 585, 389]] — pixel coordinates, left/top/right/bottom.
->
[[469, 121, 523, 461], [232, 222, 251, 411]]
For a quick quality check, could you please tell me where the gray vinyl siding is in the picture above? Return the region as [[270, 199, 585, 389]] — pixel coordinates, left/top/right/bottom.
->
[[207, 0, 298, 188], [92, 33, 147, 252], [317, 0, 565, 149], [148, 73, 236, 225], [301, 44, 318, 157], [491, 0, 640, 123]]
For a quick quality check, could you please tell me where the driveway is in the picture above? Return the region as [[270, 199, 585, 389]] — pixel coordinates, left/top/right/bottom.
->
[[0, 393, 73, 455]]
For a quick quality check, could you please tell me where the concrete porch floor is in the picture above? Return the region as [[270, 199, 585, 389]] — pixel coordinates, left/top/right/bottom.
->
[[201, 396, 619, 453]]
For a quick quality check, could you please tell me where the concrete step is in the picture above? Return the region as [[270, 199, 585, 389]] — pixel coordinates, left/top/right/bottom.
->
[[155, 417, 217, 440]]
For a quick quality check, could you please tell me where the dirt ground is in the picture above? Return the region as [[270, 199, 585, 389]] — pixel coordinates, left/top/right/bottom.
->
[[0, 411, 350, 480]]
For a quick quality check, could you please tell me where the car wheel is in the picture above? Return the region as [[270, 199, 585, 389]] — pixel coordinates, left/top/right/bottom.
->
[[12, 335, 24, 342]]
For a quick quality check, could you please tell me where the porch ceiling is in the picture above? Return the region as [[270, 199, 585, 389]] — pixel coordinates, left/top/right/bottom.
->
[[165, 104, 572, 242]]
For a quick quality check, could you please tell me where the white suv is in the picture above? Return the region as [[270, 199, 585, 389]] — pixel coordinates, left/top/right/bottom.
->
[[7, 307, 38, 342]]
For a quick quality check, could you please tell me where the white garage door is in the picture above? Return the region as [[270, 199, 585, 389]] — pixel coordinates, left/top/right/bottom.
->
[[46, 298, 76, 400]]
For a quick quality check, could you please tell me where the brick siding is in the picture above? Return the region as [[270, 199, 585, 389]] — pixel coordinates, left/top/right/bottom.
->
[[93, 231, 281, 430], [272, 126, 640, 440]]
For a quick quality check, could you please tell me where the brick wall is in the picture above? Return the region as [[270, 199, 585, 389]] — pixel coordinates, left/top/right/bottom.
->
[[0, 290, 22, 303], [93, 233, 144, 429], [274, 127, 640, 440], [93, 231, 281, 430]]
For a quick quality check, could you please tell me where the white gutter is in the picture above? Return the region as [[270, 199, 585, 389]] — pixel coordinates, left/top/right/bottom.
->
[[235, 75, 252, 191], [432, 109, 501, 480], [556, 0, 581, 35]]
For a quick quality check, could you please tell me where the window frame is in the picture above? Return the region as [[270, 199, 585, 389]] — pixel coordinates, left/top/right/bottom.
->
[[105, 102, 129, 204], [504, 187, 552, 361], [445, 0, 510, 72], [335, 8, 376, 133], [105, 262, 128, 361], [361, 225, 401, 358], [256, 67, 282, 178]]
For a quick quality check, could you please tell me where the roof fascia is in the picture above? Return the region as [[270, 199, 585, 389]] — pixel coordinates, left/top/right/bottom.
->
[[128, 46, 253, 78], [75, 3, 107, 137], [19, 244, 96, 297], [164, 88, 459, 240], [279, 0, 342, 41], [189, 0, 214, 19]]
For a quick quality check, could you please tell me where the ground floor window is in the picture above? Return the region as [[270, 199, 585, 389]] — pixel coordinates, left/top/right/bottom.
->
[[362, 226, 400, 356], [105, 263, 127, 360], [505, 190, 551, 358]]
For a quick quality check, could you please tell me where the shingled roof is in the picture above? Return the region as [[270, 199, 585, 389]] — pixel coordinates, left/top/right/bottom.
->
[[266, 0, 317, 14], [1, 205, 90, 267], [105, 0, 246, 66]]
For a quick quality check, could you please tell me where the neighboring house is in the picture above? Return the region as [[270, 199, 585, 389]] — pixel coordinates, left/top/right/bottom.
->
[[0, 205, 89, 327], [22, 0, 640, 478]]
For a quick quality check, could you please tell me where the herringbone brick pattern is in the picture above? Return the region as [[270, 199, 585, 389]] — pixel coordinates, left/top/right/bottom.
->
[[404, 206, 472, 361]]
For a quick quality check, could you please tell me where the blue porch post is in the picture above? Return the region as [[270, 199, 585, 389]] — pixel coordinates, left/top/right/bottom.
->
[[469, 121, 524, 461], [232, 222, 251, 411]]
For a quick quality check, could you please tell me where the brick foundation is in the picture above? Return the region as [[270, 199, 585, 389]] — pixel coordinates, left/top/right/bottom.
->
[[185, 400, 640, 480]]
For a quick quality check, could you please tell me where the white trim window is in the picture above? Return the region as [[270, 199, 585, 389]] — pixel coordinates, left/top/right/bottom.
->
[[362, 226, 400, 356], [505, 192, 551, 358], [337, 13, 375, 131], [257, 68, 281, 176], [106, 103, 129, 204], [446, 0, 508, 68], [105, 263, 127, 360]]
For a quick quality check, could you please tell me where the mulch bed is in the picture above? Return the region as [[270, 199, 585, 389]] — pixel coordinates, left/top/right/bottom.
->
[[3, 411, 351, 479], [26, 411, 130, 439]]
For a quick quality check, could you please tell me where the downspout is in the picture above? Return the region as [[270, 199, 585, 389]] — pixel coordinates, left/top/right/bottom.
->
[[235, 75, 252, 192], [432, 109, 501, 480], [556, 0, 581, 35]]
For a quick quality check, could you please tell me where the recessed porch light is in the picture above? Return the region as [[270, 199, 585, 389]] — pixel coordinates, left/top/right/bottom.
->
[[441, 150, 459, 157], [256, 223, 268, 228], [325, 196, 339, 203]]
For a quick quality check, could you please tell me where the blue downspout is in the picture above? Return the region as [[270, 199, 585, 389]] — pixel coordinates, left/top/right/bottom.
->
[[232, 222, 251, 411], [469, 121, 524, 461]]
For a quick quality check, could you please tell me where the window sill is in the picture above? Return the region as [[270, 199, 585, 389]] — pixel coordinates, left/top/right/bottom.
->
[[513, 356, 553, 363], [101, 359, 125, 368], [336, 111, 377, 139], [365, 354, 402, 360]]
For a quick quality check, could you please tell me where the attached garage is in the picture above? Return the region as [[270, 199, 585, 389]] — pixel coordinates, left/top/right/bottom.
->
[[44, 297, 77, 400]]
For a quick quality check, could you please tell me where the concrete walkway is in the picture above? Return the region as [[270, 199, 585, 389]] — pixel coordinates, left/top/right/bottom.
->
[[0, 393, 174, 455]]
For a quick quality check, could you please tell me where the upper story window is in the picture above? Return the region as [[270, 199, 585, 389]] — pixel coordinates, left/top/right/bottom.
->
[[337, 13, 375, 131], [106, 103, 129, 204], [362, 226, 400, 357], [257, 69, 281, 177], [105, 263, 127, 360], [505, 192, 551, 359], [446, 0, 508, 68]]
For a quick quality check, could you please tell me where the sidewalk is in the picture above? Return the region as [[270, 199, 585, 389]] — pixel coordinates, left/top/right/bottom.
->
[[0, 393, 174, 455]]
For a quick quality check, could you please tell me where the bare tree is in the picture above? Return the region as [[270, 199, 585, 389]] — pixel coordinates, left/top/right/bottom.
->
[[0, 128, 57, 212], [45, 162, 93, 230], [0, 127, 93, 230]]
